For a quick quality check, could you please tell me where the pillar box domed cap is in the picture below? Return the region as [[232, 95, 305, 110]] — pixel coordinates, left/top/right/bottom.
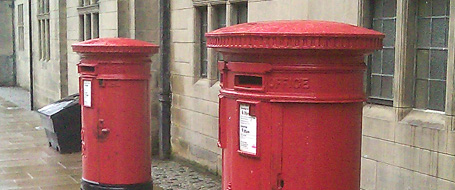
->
[[72, 38, 159, 55], [206, 20, 384, 51]]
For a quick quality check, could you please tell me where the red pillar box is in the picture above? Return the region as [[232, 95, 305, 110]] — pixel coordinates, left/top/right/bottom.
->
[[206, 21, 383, 190], [72, 38, 159, 190]]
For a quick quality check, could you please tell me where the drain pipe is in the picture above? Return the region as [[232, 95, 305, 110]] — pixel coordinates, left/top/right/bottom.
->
[[159, 0, 171, 159], [11, 0, 17, 87], [28, 0, 34, 110]]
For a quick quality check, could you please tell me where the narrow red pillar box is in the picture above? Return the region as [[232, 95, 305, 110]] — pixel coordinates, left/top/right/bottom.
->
[[206, 21, 384, 190], [72, 38, 159, 190]]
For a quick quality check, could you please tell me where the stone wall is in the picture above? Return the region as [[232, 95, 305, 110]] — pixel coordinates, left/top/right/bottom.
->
[[27, 0, 67, 108], [361, 106, 455, 190], [14, 0, 31, 90], [66, 0, 119, 95], [0, 0, 15, 86]]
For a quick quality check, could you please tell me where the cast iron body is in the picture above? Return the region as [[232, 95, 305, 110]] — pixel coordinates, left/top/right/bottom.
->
[[72, 38, 159, 190], [206, 20, 384, 190]]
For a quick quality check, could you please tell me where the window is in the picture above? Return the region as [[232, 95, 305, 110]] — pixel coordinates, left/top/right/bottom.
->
[[366, 0, 451, 113], [415, 0, 450, 111], [368, 0, 396, 104], [18, 4, 24, 51], [195, 1, 248, 80], [214, 4, 227, 79], [198, 6, 208, 78], [37, 0, 50, 61], [78, 0, 99, 41], [233, 2, 248, 25]]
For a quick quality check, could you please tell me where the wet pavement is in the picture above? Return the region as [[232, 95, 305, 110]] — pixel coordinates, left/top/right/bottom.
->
[[152, 160, 221, 190], [0, 87, 221, 190], [0, 95, 80, 189]]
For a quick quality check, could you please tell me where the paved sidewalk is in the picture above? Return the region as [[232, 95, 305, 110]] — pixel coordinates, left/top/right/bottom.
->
[[0, 87, 31, 110], [0, 87, 221, 190], [0, 94, 81, 189]]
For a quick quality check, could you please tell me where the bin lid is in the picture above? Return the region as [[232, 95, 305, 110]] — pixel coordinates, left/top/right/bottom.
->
[[206, 20, 384, 50], [37, 94, 79, 117], [72, 38, 159, 54]]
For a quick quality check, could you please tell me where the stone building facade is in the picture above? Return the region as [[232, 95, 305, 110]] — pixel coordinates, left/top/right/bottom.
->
[[14, 0, 30, 90], [0, 0, 15, 86], [10, 0, 455, 189]]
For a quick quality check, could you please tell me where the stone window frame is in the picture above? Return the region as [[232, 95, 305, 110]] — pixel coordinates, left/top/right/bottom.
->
[[17, 4, 25, 51], [193, 0, 248, 85], [360, 0, 455, 129], [37, 0, 50, 61], [78, 0, 100, 41]]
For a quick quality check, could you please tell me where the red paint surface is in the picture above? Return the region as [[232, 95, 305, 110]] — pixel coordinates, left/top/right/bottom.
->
[[72, 38, 159, 185], [208, 21, 383, 190]]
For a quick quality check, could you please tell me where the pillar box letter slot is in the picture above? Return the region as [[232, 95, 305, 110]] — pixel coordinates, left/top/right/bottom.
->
[[206, 21, 384, 190], [73, 38, 159, 190], [80, 66, 95, 73], [234, 75, 263, 90]]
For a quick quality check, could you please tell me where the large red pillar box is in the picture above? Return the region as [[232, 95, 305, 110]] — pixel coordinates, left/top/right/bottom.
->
[[72, 38, 159, 190], [206, 21, 384, 190]]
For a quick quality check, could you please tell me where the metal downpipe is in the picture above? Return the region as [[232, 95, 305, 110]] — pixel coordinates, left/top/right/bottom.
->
[[159, 0, 171, 159]]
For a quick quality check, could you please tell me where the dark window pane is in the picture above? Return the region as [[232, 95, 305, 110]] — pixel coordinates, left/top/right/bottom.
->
[[215, 5, 226, 65], [430, 50, 447, 80], [371, 75, 382, 97], [201, 60, 208, 78], [85, 14, 92, 40], [381, 76, 393, 99], [368, 0, 396, 101], [201, 42, 207, 58], [418, 0, 432, 17], [432, 0, 449, 16], [415, 0, 449, 111], [373, 0, 383, 18], [417, 18, 431, 47], [373, 20, 383, 32], [428, 80, 446, 111], [383, 19, 396, 47], [93, 13, 99, 39], [371, 51, 382, 73], [215, 5, 227, 29], [199, 7, 208, 78], [382, 49, 395, 75], [79, 15, 85, 41], [383, 0, 397, 17], [235, 2, 248, 24], [415, 79, 428, 109], [416, 50, 430, 79], [431, 18, 449, 47]]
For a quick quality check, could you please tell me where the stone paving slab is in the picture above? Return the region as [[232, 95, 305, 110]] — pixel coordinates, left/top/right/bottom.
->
[[0, 87, 31, 110], [152, 159, 221, 190], [0, 88, 222, 190]]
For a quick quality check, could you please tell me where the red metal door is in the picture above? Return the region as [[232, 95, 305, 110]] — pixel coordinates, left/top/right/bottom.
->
[[80, 73, 100, 183], [280, 103, 362, 189], [220, 98, 284, 190], [97, 79, 151, 184]]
